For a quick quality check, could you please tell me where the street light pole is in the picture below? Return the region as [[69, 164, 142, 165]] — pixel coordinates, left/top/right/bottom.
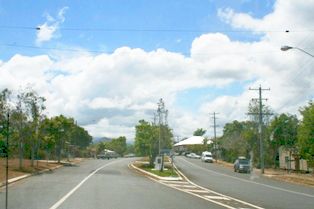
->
[[281, 46, 314, 58]]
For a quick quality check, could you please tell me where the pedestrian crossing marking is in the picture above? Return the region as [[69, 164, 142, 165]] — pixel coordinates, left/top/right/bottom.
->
[[205, 195, 231, 200], [184, 189, 210, 193]]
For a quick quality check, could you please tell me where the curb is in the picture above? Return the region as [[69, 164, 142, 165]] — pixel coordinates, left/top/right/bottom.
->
[[129, 162, 182, 181]]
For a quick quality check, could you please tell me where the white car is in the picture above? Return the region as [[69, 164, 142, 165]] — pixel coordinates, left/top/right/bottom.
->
[[187, 153, 201, 159], [201, 151, 214, 163]]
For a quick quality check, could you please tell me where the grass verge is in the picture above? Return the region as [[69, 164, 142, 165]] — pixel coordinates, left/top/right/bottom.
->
[[135, 162, 178, 177]]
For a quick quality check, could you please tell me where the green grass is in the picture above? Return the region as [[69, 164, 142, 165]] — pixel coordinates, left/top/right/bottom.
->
[[140, 164, 178, 177]]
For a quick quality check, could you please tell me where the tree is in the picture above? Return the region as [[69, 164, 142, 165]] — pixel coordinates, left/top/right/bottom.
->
[[23, 89, 46, 166], [268, 114, 298, 168], [69, 125, 92, 149], [248, 100, 273, 125], [220, 120, 257, 163], [125, 143, 134, 154], [105, 136, 127, 156], [134, 119, 173, 167], [298, 101, 314, 169], [0, 89, 11, 158], [193, 128, 206, 136], [96, 142, 106, 154], [134, 120, 158, 166]]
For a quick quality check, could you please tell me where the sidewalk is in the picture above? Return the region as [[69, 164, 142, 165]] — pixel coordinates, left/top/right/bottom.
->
[[0, 158, 83, 187]]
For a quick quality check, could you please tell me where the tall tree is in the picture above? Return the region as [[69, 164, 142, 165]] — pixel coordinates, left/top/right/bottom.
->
[[220, 120, 257, 163], [248, 100, 273, 125], [134, 120, 173, 166], [23, 90, 46, 167], [107, 136, 127, 156], [0, 89, 11, 157], [268, 114, 298, 167], [193, 128, 206, 136], [134, 120, 159, 167], [298, 101, 314, 169]]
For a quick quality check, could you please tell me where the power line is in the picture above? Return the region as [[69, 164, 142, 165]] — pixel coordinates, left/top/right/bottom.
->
[[1, 25, 314, 33]]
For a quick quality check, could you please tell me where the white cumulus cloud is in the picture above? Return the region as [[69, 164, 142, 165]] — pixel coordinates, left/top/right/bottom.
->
[[36, 7, 68, 45], [1, 0, 313, 141]]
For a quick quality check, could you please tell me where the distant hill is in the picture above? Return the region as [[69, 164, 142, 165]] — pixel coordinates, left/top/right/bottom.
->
[[93, 137, 112, 143]]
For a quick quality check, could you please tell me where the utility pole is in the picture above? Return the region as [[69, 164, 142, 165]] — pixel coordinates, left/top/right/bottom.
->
[[249, 85, 270, 174], [210, 112, 219, 162], [5, 112, 9, 209], [156, 98, 168, 172]]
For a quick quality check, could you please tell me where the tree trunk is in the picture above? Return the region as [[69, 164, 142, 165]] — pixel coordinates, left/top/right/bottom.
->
[[18, 139, 23, 170], [31, 139, 35, 167], [57, 144, 61, 163]]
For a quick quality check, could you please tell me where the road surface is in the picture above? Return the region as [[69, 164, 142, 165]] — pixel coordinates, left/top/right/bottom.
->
[[174, 156, 314, 209], [1, 157, 313, 209], [0, 158, 224, 209]]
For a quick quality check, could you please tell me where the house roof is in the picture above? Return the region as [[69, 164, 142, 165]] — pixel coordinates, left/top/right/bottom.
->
[[173, 136, 212, 146]]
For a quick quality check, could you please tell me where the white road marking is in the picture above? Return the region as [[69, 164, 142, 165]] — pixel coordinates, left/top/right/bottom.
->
[[49, 160, 119, 209], [174, 163, 264, 209], [148, 176, 236, 209], [173, 184, 197, 188], [184, 189, 210, 193], [205, 196, 231, 200], [160, 180, 190, 184], [178, 157, 314, 198]]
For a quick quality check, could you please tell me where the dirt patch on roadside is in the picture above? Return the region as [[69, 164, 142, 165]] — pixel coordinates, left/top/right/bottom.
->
[[265, 171, 314, 187], [0, 158, 83, 184]]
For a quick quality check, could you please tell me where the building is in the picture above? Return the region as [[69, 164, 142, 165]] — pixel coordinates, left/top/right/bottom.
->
[[173, 136, 212, 154], [278, 146, 309, 172]]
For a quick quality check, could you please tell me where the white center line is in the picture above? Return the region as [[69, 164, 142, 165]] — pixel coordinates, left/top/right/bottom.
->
[[49, 160, 119, 209]]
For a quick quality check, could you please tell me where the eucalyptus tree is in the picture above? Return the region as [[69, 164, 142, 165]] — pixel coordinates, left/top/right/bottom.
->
[[23, 89, 46, 166], [0, 89, 11, 157]]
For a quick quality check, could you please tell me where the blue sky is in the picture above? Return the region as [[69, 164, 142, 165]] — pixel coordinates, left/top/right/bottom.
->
[[0, 0, 274, 59], [0, 0, 313, 140]]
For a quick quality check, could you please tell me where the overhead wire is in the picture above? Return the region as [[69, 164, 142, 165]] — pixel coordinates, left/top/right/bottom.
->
[[0, 25, 314, 33]]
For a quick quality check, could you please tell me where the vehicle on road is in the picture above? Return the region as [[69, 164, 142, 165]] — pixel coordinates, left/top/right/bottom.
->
[[186, 153, 201, 159], [124, 153, 136, 158], [234, 157, 251, 173], [97, 150, 120, 159], [201, 151, 214, 163]]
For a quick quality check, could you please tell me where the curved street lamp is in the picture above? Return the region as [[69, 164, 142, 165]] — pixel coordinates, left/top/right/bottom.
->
[[281, 45, 314, 57]]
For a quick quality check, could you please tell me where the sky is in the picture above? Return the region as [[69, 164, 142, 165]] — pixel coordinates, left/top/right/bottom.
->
[[0, 0, 313, 142]]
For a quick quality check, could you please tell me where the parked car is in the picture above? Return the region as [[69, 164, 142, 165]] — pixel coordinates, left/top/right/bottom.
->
[[201, 151, 214, 163], [234, 157, 251, 173], [186, 153, 201, 159]]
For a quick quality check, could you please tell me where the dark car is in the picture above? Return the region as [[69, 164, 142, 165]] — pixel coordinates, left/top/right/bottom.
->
[[234, 157, 251, 173]]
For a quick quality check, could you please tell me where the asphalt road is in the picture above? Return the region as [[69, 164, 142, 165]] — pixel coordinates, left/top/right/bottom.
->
[[174, 156, 314, 209], [0, 158, 226, 209]]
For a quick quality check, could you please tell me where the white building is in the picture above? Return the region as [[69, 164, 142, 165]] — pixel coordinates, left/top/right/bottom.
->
[[173, 136, 212, 153]]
